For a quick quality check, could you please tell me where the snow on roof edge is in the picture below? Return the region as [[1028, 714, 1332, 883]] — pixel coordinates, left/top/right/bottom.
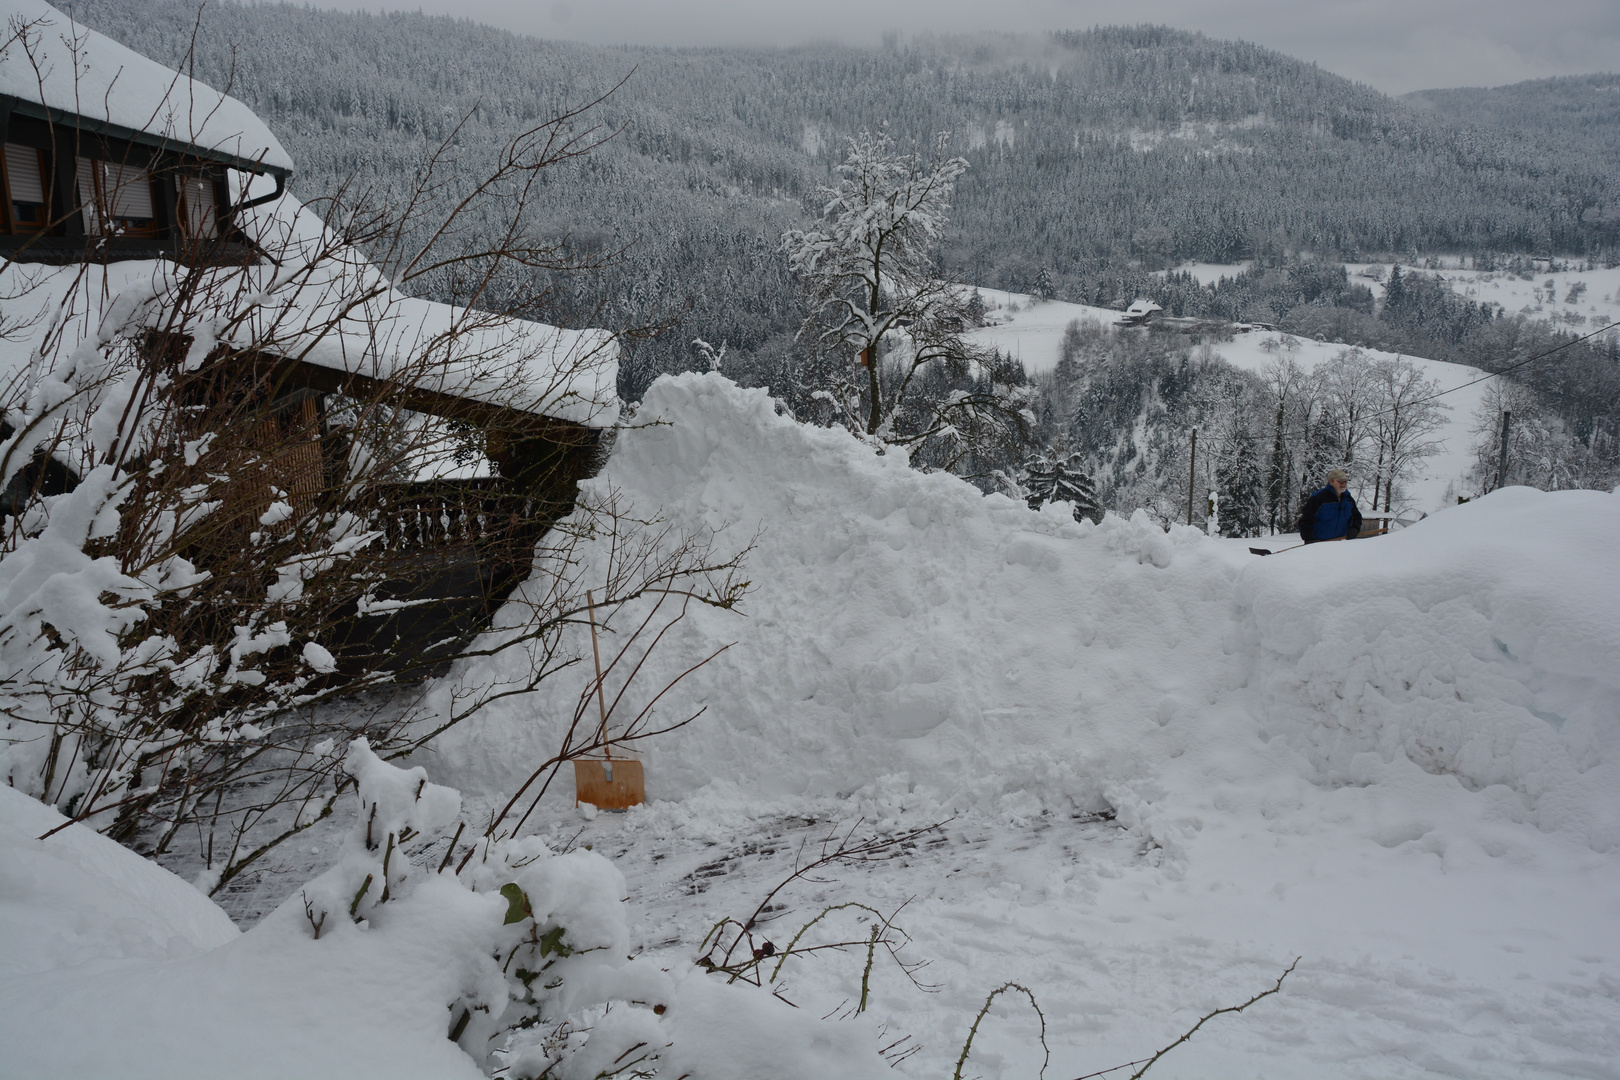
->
[[0, 0, 295, 175]]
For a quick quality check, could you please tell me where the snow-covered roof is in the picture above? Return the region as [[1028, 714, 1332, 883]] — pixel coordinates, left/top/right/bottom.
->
[[0, 186, 620, 443], [0, 0, 294, 175], [1124, 299, 1163, 317]]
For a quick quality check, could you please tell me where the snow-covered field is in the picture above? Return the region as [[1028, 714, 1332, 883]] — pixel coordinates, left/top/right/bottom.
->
[[1154, 258, 1620, 327], [965, 287, 1492, 510], [1347, 263, 1620, 331], [6, 373, 1616, 1078]]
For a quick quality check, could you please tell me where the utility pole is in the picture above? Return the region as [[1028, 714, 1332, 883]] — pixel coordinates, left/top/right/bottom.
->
[[1186, 428, 1198, 526], [1495, 411, 1512, 491]]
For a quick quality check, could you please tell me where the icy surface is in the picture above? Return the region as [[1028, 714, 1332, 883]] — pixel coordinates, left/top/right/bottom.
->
[[1, 0, 294, 172]]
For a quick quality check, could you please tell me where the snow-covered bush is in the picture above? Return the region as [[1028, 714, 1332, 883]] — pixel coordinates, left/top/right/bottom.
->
[[288, 739, 891, 1080]]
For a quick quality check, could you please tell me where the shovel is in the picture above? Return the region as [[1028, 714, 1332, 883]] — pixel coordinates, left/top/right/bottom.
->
[[573, 590, 645, 812], [1251, 529, 1389, 555]]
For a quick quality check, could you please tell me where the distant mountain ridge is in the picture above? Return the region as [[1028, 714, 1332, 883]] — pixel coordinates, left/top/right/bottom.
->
[[53, 2, 1620, 388], [1403, 73, 1620, 150]]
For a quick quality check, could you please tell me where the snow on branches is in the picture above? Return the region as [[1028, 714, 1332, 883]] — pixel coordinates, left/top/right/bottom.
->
[[784, 131, 1022, 455]]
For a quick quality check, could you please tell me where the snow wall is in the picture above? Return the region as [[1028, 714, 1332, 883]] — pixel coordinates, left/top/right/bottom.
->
[[430, 374, 1619, 852]]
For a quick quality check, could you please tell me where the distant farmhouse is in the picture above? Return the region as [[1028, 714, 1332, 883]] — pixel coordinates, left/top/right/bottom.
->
[[1117, 298, 1162, 327]]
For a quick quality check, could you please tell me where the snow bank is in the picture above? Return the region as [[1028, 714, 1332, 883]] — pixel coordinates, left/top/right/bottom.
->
[[418, 375, 1619, 1076], [436, 375, 1618, 859], [0, 768, 486, 1080], [1240, 486, 1620, 849], [0, 744, 891, 1079], [2, 0, 294, 173], [434, 373, 1249, 828], [6, 373, 1617, 1078], [0, 785, 238, 981]]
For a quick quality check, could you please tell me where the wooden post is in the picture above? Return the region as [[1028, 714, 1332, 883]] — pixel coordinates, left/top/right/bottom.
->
[[1495, 411, 1512, 491], [1186, 428, 1198, 526]]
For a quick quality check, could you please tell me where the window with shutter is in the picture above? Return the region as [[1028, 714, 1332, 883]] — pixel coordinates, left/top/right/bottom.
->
[[2, 143, 49, 234], [178, 174, 217, 239], [77, 156, 158, 237]]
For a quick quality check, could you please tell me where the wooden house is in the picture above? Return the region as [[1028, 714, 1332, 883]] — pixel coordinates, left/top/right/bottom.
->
[[1117, 298, 1163, 327], [1, 2, 619, 676]]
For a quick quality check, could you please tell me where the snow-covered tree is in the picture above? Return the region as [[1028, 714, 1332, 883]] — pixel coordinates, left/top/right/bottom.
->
[[1467, 380, 1619, 494], [1321, 347, 1379, 475], [1216, 417, 1267, 536], [1034, 267, 1057, 301], [782, 129, 981, 441], [1366, 358, 1449, 512], [1021, 449, 1101, 522], [1261, 356, 1304, 533]]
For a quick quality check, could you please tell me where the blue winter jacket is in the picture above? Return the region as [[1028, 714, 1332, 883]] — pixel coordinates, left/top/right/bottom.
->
[[1299, 486, 1361, 543]]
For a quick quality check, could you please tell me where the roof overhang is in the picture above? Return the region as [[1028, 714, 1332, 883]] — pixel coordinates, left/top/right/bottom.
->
[[1, 92, 293, 180]]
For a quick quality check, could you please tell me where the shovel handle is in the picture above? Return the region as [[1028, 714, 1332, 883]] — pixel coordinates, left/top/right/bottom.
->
[[586, 590, 610, 758]]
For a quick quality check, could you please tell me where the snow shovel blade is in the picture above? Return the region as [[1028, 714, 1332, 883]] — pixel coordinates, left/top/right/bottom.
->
[[1249, 547, 1273, 556], [573, 757, 644, 812]]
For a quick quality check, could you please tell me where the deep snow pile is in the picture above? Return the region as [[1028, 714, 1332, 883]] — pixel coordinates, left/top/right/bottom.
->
[[4, 373, 1617, 1078], [432, 374, 1618, 856], [424, 373, 1619, 1076], [1243, 487, 1619, 850], [432, 373, 1245, 826]]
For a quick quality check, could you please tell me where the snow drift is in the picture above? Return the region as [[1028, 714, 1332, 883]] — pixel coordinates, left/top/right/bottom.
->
[[1242, 487, 1620, 850], [5, 372, 1616, 1078], [434, 374, 1619, 853]]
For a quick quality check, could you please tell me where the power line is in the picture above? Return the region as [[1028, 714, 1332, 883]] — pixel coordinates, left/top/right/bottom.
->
[[1247, 317, 1620, 444], [1408, 317, 1619, 406]]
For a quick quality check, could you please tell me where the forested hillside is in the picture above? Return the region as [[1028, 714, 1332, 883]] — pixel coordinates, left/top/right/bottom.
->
[[59, 2, 1620, 390], [47, 1, 1619, 515], [1403, 73, 1620, 159]]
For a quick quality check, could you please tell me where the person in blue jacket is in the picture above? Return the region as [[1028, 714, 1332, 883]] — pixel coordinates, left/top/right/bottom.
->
[[1299, 468, 1362, 543]]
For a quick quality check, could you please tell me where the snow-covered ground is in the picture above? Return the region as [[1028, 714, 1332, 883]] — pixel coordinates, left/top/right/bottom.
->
[[8, 373, 1614, 1078], [965, 287, 1123, 374], [1153, 257, 1620, 327], [1348, 263, 1620, 331], [965, 287, 1492, 511]]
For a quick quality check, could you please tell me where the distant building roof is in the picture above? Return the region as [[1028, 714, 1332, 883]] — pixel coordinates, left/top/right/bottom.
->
[[1124, 299, 1163, 318], [1, 0, 294, 175]]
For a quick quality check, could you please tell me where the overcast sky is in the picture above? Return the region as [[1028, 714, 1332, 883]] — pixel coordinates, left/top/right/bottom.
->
[[311, 0, 1616, 96]]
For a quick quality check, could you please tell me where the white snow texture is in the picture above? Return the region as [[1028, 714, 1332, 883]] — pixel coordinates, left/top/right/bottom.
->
[[3, 373, 1617, 1078]]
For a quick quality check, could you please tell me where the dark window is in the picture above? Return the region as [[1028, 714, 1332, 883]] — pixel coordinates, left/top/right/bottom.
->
[[2, 143, 50, 234]]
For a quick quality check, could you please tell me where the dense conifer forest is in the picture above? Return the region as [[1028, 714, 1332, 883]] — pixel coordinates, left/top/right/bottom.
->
[[56, 1, 1620, 515]]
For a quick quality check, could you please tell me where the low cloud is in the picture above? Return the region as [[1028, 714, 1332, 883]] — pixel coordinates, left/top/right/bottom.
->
[[319, 0, 1618, 94]]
